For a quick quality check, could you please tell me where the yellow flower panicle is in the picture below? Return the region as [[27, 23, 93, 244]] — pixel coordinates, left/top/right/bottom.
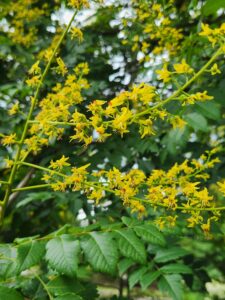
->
[[121, 1, 183, 63]]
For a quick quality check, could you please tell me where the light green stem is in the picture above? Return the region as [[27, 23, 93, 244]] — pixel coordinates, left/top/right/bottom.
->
[[34, 273, 54, 300], [12, 184, 51, 192]]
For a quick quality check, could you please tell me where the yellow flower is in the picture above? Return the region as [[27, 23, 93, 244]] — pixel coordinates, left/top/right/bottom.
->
[[210, 63, 221, 75], [201, 221, 210, 234], [28, 60, 41, 75], [112, 107, 132, 136], [4, 158, 14, 168], [173, 59, 193, 74], [70, 27, 83, 42], [170, 116, 186, 129], [199, 23, 212, 37], [1, 133, 17, 146], [26, 75, 41, 87], [55, 57, 68, 76], [217, 180, 225, 195], [8, 102, 19, 115], [187, 213, 203, 227], [68, 0, 90, 9], [50, 155, 70, 170], [156, 64, 171, 83]]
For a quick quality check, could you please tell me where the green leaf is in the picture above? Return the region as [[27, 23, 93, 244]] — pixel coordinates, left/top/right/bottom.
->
[[134, 224, 166, 246], [0, 285, 23, 300], [17, 241, 45, 272], [163, 127, 189, 155], [158, 274, 183, 300], [54, 293, 83, 300], [81, 232, 118, 274], [195, 101, 220, 121], [115, 229, 147, 263], [202, 0, 225, 16], [160, 263, 192, 274], [154, 247, 188, 263], [16, 192, 54, 208], [140, 270, 161, 290], [118, 258, 134, 276], [47, 276, 84, 296], [46, 235, 80, 277], [0, 244, 17, 278], [129, 266, 148, 289], [184, 112, 208, 132], [121, 216, 141, 227]]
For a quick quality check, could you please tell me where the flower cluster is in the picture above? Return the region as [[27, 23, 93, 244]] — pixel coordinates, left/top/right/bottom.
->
[[39, 148, 222, 232], [200, 23, 225, 47], [120, 1, 183, 63], [1, 0, 47, 47]]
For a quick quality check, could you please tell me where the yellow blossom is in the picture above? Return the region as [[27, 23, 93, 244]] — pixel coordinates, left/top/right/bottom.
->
[[50, 155, 70, 170], [8, 102, 19, 115], [1, 133, 17, 146], [26, 75, 41, 87], [70, 27, 83, 42], [156, 64, 171, 83], [28, 60, 41, 75], [68, 0, 90, 9], [56, 57, 68, 76], [173, 59, 193, 74], [210, 63, 221, 75]]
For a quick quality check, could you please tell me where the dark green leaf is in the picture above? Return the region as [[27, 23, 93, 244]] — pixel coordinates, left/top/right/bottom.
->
[[115, 229, 146, 263], [81, 232, 118, 274], [46, 235, 80, 276], [140, 271, 161, 290], [134, 224, 166, 246], [129, 266, 148, 289], [0, 285, 23, 300], [158, 274, 183, 300], [17, 241, 45, 272], [154, 247, 188, 263], [160, 263, 192, 274]]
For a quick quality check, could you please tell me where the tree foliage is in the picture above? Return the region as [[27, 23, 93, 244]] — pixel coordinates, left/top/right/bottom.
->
[[1, 0, 225, 299]]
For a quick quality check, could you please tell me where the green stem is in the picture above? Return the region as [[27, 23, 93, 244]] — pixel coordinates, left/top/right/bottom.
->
[[34, 273, 54, 300], [0, 181, 9, 185], [12, 184, 51, 192], [17, 161, 67, 177], [0, 10, 78, 226]]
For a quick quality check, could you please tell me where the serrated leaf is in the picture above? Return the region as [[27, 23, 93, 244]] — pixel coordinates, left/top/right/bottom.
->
[[184, 112, 208, 132], [17, 241, 45, 272], [46, 235, 80, 277], [134, 224, 166, 246], [154, 247, 188, 263], [81, 232, 118, 274], [118, 258, 134, 276], [158, 274, 183, 300], [47, 276, 84, 296], [160, 263, 192, 274], [140, 270, 161, 290], [129, 266, 148, 289], [0, 285, 23, 300], [115, 229, 146, 263]]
